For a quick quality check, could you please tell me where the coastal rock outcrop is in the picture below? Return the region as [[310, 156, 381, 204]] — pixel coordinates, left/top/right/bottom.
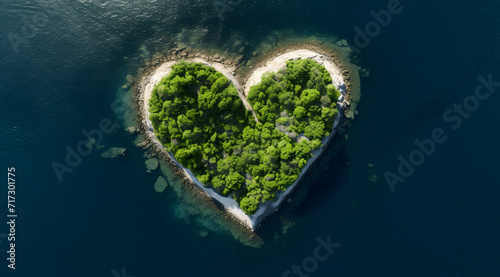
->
[[154, 176, 168, 193], [101, 147, 126, 158], [145, 158, 159, 171]]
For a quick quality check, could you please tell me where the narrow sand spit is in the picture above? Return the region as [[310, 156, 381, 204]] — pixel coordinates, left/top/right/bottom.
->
[[139, 50, 348, 230]]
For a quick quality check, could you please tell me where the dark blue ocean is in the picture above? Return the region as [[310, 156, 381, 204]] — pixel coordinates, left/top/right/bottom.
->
[[1, 0, 500, 276]]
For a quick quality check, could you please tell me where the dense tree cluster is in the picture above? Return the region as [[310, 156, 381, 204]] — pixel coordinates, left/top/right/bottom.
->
[[149, 60, 340, 215]]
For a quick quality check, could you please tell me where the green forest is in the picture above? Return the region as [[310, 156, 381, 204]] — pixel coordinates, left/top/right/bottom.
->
[[148, 59, 341, 215]]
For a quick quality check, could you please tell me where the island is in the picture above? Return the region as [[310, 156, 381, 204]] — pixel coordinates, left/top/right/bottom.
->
[[134, 47, 357, 234]]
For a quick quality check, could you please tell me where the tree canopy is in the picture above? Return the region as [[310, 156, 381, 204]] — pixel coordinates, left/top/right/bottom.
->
[[149, 59, 341, 215]]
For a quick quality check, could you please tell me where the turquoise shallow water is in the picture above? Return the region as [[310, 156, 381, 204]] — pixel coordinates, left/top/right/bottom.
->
[[1, 0, 500, 276]]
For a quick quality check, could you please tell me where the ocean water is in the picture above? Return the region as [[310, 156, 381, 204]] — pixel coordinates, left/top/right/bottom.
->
[[1, 0, 499, 276]]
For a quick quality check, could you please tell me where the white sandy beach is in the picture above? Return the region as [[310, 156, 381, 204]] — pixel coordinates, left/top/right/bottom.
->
[[139, 49, 347, 230], [244, 49, 345, 99]]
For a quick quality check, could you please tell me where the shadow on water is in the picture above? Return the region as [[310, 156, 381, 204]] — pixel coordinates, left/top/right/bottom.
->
[[257, 134, 350, 244]]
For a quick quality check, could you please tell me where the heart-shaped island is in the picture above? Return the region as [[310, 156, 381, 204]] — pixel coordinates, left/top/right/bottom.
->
[[135, 48, 357, 231]]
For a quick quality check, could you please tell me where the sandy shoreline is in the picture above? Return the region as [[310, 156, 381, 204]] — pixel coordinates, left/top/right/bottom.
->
[[243, 49, 346, 99], [137, 49, 349, 230]]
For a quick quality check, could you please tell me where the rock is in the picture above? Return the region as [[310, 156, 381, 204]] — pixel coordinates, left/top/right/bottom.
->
[[345, 109, 355, 119], [125, 126, 139, 134], [126, 75, 134, 84], [235, 55, 244, 64], [137, 140, 150, 149], [101, 147, 126, 158], [342, 47, 351, 54], [136, 135, 150, 148], [145, 158, 159, 171], [154, 176, 168, 193], [122, 84, 129, 89]]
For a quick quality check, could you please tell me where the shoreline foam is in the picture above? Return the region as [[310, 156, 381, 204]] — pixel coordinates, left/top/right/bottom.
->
[[137, 49, 349, 231]]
